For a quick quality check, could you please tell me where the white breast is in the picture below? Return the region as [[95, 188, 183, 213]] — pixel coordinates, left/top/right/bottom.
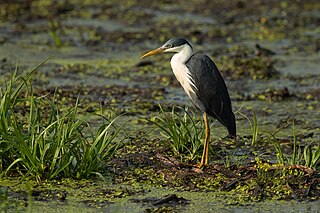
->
[[170, 44, 197, 98]]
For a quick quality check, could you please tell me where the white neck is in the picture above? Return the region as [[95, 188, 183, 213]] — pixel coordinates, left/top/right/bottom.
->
[[169, 44, 196, 97], [170, 44, 193, 64]]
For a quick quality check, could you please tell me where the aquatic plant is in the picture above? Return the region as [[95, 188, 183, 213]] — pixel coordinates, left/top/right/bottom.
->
[[0, 187, 10, 211], [48, 19, 62, 48], [219, 53, 278, 80], [269, 121, 320, 171], [0, 63, 125, 180], [304, 143, 320, 170], [149, 105, 203, 162], [238, 111, 259, 146]]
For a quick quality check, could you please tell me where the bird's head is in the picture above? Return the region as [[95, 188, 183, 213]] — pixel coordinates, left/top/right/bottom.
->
[[140, 38, 192, 59]]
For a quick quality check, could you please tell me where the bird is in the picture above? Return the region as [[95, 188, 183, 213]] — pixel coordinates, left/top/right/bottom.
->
[[140, 38, 236, 168], [255, 44, 275, 56]]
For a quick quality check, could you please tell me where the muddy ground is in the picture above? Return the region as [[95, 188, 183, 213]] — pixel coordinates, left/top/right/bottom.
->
[[0, 0, 319, 212]]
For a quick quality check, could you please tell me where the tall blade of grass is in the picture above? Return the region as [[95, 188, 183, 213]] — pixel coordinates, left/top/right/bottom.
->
[[0, 94, 10, 135], [100, 120, 127, 161], [238, 111, 258, 145], [291, 120, 297, 165], [3, 158, 24, 177], [311, 145, 320, 169], [11, 59, 51, 102], [267, 132, 285, 165], [49, 156, 74, 179], [49, 20, 62, 48], [1, 59, 49, 135], [304, 145, 312, 168], [252, 112, 259, 146], [304, 143, 320, 169], [0, 69, 16, 136]]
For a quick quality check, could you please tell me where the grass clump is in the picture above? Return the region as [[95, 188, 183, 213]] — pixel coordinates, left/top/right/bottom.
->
[[0, 63, 125, 181], [149, 106, 203, 162], [268, 121, 320, 171]]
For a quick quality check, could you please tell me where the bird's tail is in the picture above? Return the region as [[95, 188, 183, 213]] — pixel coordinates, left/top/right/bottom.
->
[[217, 109, 237, 137]]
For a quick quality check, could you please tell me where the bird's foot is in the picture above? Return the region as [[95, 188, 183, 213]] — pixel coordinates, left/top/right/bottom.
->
[[225, 134, 240, 143], [196, 162, 209, 169]]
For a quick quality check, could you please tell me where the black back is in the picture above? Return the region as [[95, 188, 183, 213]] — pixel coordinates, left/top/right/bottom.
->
[[186, 53, 236, 136]]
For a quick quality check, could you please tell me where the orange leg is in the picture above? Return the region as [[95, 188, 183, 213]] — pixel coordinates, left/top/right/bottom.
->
[[198, 112, 210, 168]]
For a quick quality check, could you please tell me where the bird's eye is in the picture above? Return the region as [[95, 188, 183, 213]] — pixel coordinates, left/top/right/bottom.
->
[[167, 44, 173, 48]]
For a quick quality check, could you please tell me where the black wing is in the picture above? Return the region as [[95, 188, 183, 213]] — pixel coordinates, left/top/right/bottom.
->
[[186, 53, 236, 136]]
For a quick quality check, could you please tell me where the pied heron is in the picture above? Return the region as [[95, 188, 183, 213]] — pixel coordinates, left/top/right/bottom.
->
[[140, 38, 236, 168]]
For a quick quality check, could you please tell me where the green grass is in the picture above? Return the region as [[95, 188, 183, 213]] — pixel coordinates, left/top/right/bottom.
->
[[238, 110, 259, 146], [0, 187, 9, 211], [149, 105, 203, 162], [48, 20, 62, 47], [304, 143, 320, 169], [264, 120, 320, 171], [152, 106, 319, 171], [0, 63, 125, 180]]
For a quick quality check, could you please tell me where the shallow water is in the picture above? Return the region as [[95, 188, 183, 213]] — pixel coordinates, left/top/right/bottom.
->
[[11, 186, 320, 213]]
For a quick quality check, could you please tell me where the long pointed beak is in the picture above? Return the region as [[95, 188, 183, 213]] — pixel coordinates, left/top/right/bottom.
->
[[140, 47, 164, 59]]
